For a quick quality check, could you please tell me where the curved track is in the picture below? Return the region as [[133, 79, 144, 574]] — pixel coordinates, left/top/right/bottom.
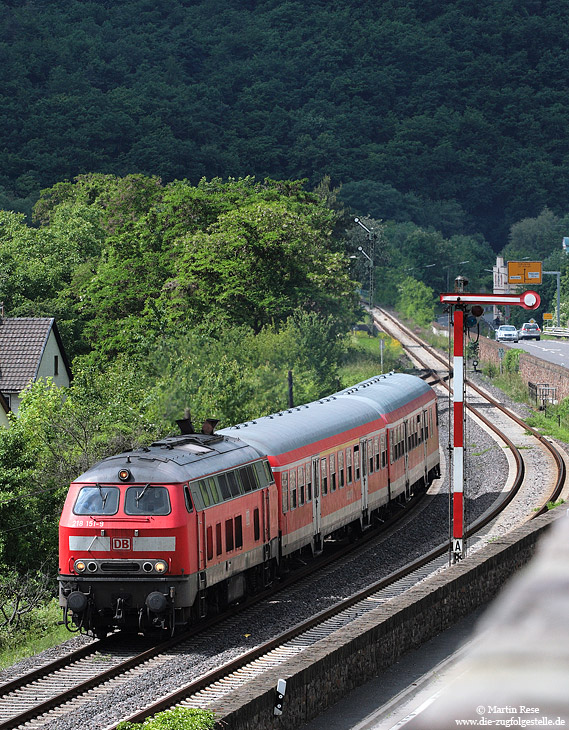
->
[[374, 307, 566, 520], [1, 310, 565, 730]]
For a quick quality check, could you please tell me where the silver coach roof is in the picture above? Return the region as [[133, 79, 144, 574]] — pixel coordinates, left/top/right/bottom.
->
[[218, 372, 432, 459]]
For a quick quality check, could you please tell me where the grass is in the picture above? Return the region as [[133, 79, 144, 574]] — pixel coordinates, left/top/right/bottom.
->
[[0, 598, 72, 671], [490, 372, 533, 405], [340, 328, 407, 385], [479, 360, 569, 444]]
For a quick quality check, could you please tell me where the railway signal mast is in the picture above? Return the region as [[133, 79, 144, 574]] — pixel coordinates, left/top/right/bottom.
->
[[440, 283, 540, 563]]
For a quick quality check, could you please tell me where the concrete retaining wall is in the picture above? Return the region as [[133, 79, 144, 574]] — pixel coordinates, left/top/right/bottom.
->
[[210, 511, 562, 729]]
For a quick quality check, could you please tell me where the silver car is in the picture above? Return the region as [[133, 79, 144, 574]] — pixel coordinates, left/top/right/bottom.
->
[[495, 325, 519, 342]]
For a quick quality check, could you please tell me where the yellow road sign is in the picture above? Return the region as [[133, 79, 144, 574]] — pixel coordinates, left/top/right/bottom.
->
[[543, 312, 553, 320], [507, 261, 542, 284]]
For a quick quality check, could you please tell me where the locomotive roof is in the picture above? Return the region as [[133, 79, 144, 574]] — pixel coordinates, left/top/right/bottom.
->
[[218, 372, 433, 461], [73, 433, 264, 485]]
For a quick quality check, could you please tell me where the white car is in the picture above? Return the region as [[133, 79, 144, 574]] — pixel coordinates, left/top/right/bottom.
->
[[495, 325, 519, 342]]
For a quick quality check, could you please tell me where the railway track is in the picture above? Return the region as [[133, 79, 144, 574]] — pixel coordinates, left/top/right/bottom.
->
[[1, 309, 565, 730], [0, 482, 431, 730]]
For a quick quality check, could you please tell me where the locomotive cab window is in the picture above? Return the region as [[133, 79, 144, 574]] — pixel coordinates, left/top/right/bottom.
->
[[125, 486, 171, 515], [74, 486, 119, 515], [184, 486, 194, 513]]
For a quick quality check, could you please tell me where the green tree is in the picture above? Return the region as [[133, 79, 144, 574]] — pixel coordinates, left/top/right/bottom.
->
[[397, 276, 435, 327]]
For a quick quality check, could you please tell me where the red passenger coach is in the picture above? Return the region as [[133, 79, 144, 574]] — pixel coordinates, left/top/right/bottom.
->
[[58, 372, 439, 637]]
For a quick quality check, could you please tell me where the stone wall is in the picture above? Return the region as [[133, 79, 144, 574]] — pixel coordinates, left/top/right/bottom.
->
[[210, 511, 562, 730], [477, 336, 569, 401]]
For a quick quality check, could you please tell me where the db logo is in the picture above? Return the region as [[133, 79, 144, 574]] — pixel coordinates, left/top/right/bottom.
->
[[112, 538, 132, 550]]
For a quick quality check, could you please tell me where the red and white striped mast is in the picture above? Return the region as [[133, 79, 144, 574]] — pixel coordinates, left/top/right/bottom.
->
[[440, 286, 540, 563]]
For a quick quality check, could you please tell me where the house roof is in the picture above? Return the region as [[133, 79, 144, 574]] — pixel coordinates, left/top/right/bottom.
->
[[0, 317, 73, 393]]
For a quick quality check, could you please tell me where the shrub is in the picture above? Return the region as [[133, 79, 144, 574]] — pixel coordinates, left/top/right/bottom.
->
[[117, 707, 216, 730]]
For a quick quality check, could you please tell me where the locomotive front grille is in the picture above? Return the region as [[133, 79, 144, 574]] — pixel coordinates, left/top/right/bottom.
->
[[100, 562, 141, 573]]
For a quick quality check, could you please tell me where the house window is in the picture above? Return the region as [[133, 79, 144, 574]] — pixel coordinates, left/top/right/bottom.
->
[[54, 355, 59, 376]]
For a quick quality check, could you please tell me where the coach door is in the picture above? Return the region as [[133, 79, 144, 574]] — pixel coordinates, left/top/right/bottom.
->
[[422, 410, 429, 484], [311, 456, 321, 540], [360, 438, 369, 513], [404, 420, 411, 499]]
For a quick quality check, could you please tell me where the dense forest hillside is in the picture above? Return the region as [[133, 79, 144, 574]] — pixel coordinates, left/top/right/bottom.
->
[[2, 0, 569, 246]]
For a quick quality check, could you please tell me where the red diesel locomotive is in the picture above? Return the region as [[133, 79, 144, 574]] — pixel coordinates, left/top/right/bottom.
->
[[58, 372, 439, 637]]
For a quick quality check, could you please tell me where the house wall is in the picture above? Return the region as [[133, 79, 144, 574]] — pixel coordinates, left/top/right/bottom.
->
[[10, 330, 70, 416], [36, 330, 71, 388]]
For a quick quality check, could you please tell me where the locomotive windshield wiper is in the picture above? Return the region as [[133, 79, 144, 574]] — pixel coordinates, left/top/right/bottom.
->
[[136, 483, 151, 503], [97, 483, 108, 508]]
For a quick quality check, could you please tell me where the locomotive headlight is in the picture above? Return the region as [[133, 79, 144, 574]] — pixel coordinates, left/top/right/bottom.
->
[[154, 560, 168, 574], [74, 560, 86, 573]]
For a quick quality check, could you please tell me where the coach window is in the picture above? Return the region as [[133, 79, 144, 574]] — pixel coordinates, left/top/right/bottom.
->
[[235, 515, 243, 549], [330, 453, 337, 492], [253, 508, 260, 541], [374, 436, 380, 471], [207, 526, 214, 561], [216, 522, 222, 555], [368, 439, 374, 473], [306, 466, 312, 502], [225, 518, 234, 552], [346, 449, 352, 485], [298, 466, 305, 506], [290, 469, 297, 509], [381, 435, 387, 469], [281, 472, 289, 512], [321, 458, 328, 495], [354, 446, 360, 480], [339, 450, 345, 488], [184, 486, 194, 513]]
